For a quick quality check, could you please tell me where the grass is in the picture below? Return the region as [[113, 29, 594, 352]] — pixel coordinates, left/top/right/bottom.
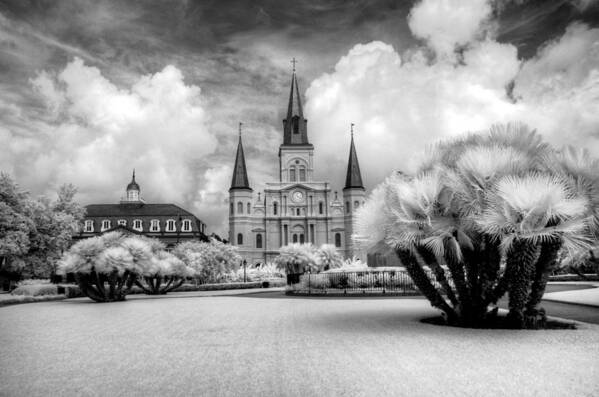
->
[[0, 295, 598, 396]]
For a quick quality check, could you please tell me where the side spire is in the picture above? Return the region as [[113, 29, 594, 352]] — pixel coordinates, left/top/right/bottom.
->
[[230, 122, 252, 191], [283, 58, 309, 145], [344, 123, 364, 190]]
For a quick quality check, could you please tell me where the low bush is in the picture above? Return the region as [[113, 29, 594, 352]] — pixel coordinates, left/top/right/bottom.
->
[[17, 279, 51, 286], [11, 284, 58, 296]]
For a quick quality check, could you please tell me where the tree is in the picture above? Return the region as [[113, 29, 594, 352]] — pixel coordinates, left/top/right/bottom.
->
[[173, 239, 240, 283], [0, 174, 85, 279], [131, 237, 193, 294], [59, 232, 136, 302], [316, 244, 344, 271], [355, 123, 596, 328], [0, 174, 34, 275]]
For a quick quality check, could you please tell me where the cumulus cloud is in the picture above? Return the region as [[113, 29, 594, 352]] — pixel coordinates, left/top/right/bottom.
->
[[4, 57, 217, 211], [305, 3, 599, 192], [408, 0, 494, 57]]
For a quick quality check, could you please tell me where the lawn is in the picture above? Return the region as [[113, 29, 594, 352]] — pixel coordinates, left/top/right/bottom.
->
[[0, 295, 598, 396]]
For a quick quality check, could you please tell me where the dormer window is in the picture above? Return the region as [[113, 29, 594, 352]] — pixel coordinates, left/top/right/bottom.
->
[[84, 220, 94, 232], [150, 219, 160, 232], [133, 219, 143, 231], [101, 220, 111, 231], [166, 219, 176, 232], [117, 219, 127, 227], [182, 219, 192, 232]]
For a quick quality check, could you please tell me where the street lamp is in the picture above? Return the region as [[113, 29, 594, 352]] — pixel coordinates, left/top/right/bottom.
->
[[243, 259, 247, 283], [177, 215, 182, 244]]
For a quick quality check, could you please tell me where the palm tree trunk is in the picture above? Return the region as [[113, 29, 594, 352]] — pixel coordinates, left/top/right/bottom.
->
[[525, 239, 562, 324], [505, 239, 540, 328], [415, 246, 459, 307], [396, 248, 458, 324]]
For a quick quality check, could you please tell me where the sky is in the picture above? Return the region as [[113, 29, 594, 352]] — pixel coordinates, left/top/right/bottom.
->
[[1, 0, 599, 236]]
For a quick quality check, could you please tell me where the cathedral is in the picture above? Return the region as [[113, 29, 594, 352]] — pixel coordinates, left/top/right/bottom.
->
[[228, 67, 367, 264]]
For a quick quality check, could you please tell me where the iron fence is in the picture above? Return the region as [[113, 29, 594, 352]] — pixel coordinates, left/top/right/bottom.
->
[[288, 269, 441, 295]]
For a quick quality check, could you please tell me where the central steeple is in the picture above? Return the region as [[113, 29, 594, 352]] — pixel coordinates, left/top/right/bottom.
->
[[282, 58, 309, 146]]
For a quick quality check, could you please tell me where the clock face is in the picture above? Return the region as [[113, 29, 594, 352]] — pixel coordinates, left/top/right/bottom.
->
[[291, 191, 304, 203]]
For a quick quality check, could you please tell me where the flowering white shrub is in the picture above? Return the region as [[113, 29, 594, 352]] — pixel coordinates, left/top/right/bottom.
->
[[173, 239, 241, 282]]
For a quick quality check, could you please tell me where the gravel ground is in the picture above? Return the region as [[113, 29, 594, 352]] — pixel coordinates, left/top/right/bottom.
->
[[1, 296, 598, 397]]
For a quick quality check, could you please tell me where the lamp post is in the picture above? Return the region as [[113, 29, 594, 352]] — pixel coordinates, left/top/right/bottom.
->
[[243, 259, 247, 283], [177, 215, 182, 244]]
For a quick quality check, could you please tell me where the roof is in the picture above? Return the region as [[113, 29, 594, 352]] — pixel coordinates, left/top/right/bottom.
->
[[344, 133, 364, 190], [85, 203, 198, 218], [230, 134, 252, 191]]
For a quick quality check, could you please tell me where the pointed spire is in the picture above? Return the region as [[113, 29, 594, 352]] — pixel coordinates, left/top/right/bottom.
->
[[283, 59, 309, 145], [344, 124, 364, 190], [230, 123, 252, 191]]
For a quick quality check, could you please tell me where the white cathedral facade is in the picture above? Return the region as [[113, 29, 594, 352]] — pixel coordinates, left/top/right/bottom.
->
[[228, 69, 367, 264]]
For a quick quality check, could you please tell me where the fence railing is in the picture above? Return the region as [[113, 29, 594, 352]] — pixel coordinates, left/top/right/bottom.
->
[[287, 269, 440, 295]]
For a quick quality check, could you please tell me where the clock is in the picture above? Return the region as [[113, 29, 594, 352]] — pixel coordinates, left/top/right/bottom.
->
[[291, 191, 304, 203]]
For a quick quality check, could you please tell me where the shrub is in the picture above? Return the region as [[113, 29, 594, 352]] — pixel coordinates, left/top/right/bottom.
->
[[355, 124, 599, 328], [133, 250, 193, 295], [173, 239, 240, 283], [58, 233, 144, 302], [11, 284, 57, 296]]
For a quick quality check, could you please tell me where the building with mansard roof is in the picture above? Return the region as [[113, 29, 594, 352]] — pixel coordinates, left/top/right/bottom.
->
[[75, 171, 208, 247], [228, 68, 367, 264]]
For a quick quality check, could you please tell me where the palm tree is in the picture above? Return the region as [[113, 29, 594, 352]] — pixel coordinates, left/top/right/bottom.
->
[[355, 123, 597, 328]]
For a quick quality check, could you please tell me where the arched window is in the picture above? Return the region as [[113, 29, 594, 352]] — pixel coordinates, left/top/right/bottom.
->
[[247, 202, 251, 214], [318, 201, 323, 215], [166, 219, 176, 232], [237, 202, 243, 214], [299, 166, 306, 182], [256, 234, 262, 248], [230, 203, 234, 215], [273, 202, 278, 215], [289, 167, 296, 182], [292, 115, 299, 134], [299, 234, 305, 244], [292, 234, 298, 243], [101, 220, 111, 231], [296, 208, 300, 216], [346, 201, 351, 214], [237, 233, 243, 245], [354, 200, 360, 209], [150, 219, 160, 232], [335, 233, 342, 247]]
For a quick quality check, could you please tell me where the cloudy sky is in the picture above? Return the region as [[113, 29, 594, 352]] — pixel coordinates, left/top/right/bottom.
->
[[1, 0, 598, 235]]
